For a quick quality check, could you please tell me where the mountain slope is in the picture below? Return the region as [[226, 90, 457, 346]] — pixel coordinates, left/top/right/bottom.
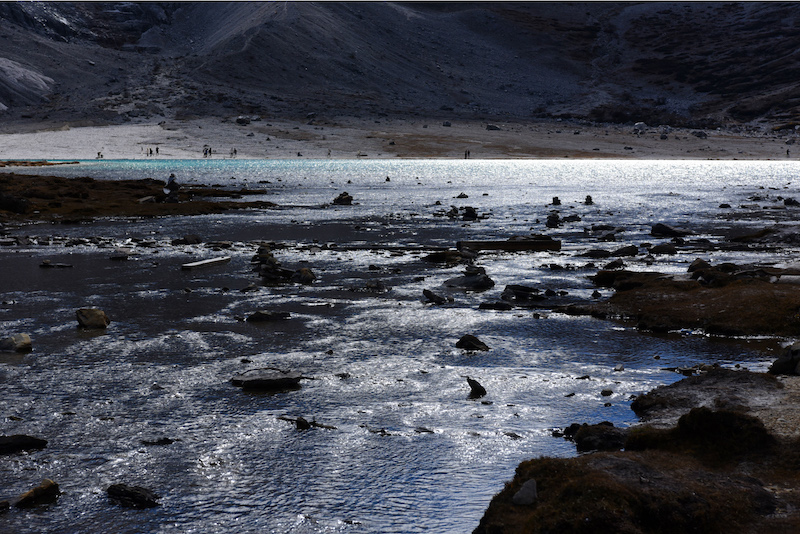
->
[[0, 2, 798, 129]]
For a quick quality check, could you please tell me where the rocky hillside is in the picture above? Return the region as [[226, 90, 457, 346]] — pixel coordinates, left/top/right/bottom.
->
[[1, 2, 799, 130]]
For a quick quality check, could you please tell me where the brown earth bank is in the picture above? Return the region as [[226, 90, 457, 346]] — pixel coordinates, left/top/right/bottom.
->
[[476, 234, 800, 532], [474, 369, 800, 534], [0, 173, 274, 224], [571, 268, 800, 338]]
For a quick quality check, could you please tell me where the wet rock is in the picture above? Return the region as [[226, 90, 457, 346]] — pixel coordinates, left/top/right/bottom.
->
[[651, 223, 692, 238], [573, 422, 628, 452], [246, 310, 291, 322], [350, 279, 390, 293], [545, 213, 560, 228], [295, 416, 312, 430], [580, 248, 612, 259], [462, 206, 478, 220], [466, 376, 487, 398], [768, 341, 800, 375], [0, 500, 8, 513], [500, 284, 546, 307], [603, 258, 625, 270], [478, 301, 513, 311], [171, 234, 202, 245], [423, 289, 453, 305], [584, 195, 594, 205], [456, 334, 489, 351], [688, 258, 711, 272], [291, 267, 316, 285], [0, 434, 47, 454], [107, 484, 160, 509], [14, 479, 60, 508], [110, 248, 131, 261], [423, 249, 467, 264], [512, 479, 538, 505], [231, 368, 302, 391], [612, 244, 638, 257], [444, 266, 494, 292], [551, 196, 561, 206], [0, 333, 32, 352], [254, 248, 296, 284], [649, 242, 678, 255], [456, 192, 469, 199], [332, 192, 353, 205], [76, 308, 110, 329]]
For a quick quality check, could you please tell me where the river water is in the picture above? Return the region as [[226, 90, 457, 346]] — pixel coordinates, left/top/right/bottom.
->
[[1, 159, 797, 533]]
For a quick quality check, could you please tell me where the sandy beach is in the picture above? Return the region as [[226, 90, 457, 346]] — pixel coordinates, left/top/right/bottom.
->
[[0, 116, 797, 161]]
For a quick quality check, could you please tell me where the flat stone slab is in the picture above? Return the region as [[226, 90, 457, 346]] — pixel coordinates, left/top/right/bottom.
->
[[231, 368, 302, 391]]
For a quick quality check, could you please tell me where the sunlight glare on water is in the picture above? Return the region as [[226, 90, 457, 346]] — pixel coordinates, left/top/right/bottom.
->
[[1, 158, 795, 533]]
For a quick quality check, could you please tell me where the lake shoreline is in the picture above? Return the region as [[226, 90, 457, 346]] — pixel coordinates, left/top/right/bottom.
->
[[0, 116, 797, 161]]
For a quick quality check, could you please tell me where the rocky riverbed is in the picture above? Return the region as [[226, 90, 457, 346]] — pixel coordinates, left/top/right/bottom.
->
[[2, 163, 800, 532]]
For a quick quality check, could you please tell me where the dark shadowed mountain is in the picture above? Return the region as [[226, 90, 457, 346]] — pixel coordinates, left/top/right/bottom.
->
[[1, 2, 798, 130]]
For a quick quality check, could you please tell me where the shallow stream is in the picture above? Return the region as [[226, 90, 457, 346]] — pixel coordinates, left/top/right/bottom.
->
[[1, 159, 797, 532]]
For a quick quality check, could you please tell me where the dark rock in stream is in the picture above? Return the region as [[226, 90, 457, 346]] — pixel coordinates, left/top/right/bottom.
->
[[14, 479, 60, 508], [612, 244, 638, 257], [648, 242, 678, 255], [768, 341, 800, 375], [423, 249, 470, 264], [478, 301, 513, 311], [444, 266, 495, 291], [76, 308, 110, 329], [332, 192, 353, 205], [651, 222, 692, 238], [0, 434, 47, 454], [246, 310, 291, 322], [0, 333, 32, 352], [466, 376, 487, 399], [500, 285, 546, 307], [171, 234, 203, 245], [456, 334, 489, 351], [231, 368, 303, 391], [291, 267, 316, 285], [107, 484, 160, 509], [423, 289, 453, 305]]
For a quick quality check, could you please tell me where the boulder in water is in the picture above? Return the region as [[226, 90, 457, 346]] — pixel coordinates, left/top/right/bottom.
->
[[246, 310, 291, 322], [444, 266, 495, 292], [423, 289, 453, 305], [651, 223, 692, 238], [291, 267, 316, 285], [0, 333, 32, 352], [332, 192, 353, 205], [232, 368, 303, 391], [14, 479, 60, 508], [466, 376, 487, 399], [456, 334, 489, 351], [0, 434, 47, 454], [76, 308, 110, 329], [107, 484, 160, 509]]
